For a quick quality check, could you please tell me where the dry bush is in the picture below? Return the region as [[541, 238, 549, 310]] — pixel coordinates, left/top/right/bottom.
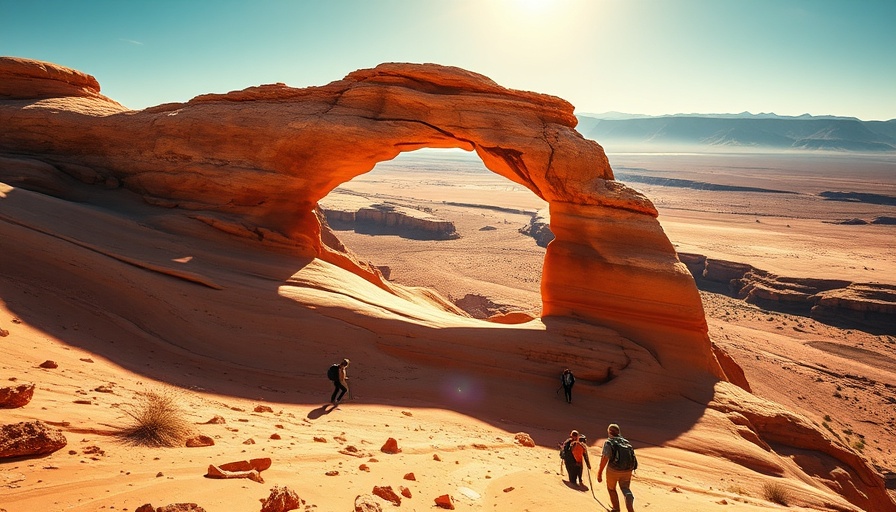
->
[[761, 481, 791, 506], [115, 389, 193, 447]]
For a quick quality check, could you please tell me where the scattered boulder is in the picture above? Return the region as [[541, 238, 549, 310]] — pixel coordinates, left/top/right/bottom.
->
[[270, 433, 281, 440], [514, 432, 535, 447], [325, 470, 339, 476], [403, 472, 416, 481], [380, 437, 400, 454], [400, 486, 412, 498], [0, 327, 8, 337], [353, 494, 382, 512], [0, 382, 35, 408], [434, 494, 455, 510], [260, 485, 303, 512], [0, 420, 67, 458], [433, 454, 441, 461], [202, 415, 226, 424], [185, 435, 214, 447], [135, 505, 154, 512], [254, 405, 274, 413], [38, 360, 58, 369], [372, 485, 401, 506], [205, 458, 270, 483]]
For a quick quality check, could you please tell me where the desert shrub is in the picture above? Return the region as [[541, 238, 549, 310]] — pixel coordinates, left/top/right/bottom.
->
[[115, 389, 193, 447], [761, 481, 791, 506]]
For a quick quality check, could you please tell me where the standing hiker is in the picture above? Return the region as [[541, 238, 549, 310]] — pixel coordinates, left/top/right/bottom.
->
[[559, 430, 590, 487], [561, 368, 575, 404], [597, 423, 638, 511], [328, 358, 350, 405]]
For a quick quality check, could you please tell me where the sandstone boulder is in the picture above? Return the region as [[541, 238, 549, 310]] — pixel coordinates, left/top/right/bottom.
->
[[0, 421, 67, 459], [372, 485, 401, 506], [0, 382, 35, 408], [353, 494, 382, 512], [434, 494, 455, 510], [380, 437, 400, 454], [260, 485, 303, 512]]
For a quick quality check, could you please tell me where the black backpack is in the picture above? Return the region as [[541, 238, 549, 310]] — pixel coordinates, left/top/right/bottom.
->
[[327, 363, 340, 381], [559, 439, 574, 461], [607, 436, 637, 471]]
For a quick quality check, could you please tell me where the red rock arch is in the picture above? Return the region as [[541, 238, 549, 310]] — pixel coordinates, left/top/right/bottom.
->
[[0, 58, 724, 379]]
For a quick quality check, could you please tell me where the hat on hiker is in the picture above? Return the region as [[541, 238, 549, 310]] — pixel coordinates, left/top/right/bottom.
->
[[342, 358, 350, 366], [570, 430, 579, 438]]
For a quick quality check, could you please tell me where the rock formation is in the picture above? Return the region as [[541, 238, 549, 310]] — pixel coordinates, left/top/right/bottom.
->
[[0, 382, 35, 408], [1, 57, 892, 511], [0, 56, 723, 383], [0, 420, 67, 458]]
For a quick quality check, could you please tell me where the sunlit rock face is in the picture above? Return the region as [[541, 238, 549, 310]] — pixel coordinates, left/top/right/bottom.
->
[[0, 56, 722, 379]]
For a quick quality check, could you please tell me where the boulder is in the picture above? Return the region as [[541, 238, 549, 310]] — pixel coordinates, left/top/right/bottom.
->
[[260, 485, 303, 512], [353, 494, 382, 512], [514, 432, 535, 447], [434, 494, 455, 510], [185, 435, 214, 447], [0, 382, 35, 408], [372, 485, 401, 506], [0, 421, 67, 458], [380, 437, 400, 454]]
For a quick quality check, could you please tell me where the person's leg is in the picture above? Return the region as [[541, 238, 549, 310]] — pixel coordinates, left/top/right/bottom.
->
[[564, 386, 572, 403], [564, 459, 577, 484], [330, 381, 340, 404], [618, 471, 634, 511], [336, 382, 347, 402], [606, 468, 621, 511], [573, 463, 583, 486]]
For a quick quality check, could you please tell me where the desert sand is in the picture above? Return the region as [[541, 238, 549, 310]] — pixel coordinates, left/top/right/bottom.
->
[[2, 59, 896, 512], [2, 150, 894, 511]]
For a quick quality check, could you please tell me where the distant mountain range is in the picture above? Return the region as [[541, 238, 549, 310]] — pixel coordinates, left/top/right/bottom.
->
[[576, 112, 896, 152]]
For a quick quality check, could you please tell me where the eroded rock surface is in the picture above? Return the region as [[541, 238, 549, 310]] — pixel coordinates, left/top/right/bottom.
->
[[0, 420, 67, 458]]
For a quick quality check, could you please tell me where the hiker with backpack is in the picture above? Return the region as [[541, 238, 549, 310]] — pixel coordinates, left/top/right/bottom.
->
[[328, 358, 350, 405], [561, 368, 575, 404], [597, 423, 637, 512], [559, 429, 591, 488]]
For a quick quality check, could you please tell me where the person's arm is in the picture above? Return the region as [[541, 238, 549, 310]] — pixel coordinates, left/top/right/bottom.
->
[[583, 446, 591, 469], [597, 454, 608, 482], [340, 367, 348, 387]]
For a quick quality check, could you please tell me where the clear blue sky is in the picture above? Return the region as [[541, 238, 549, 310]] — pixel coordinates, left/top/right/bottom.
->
[[2, 0, 894, 120]]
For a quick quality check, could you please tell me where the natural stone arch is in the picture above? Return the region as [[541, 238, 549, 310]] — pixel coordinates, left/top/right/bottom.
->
[[0, 58, 725, 380]]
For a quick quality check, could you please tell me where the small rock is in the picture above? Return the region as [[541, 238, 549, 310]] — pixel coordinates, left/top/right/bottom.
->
[[0, 327, 8, 337], [185, 435, 215, 448], [400, 486, 412, 498], [260, 485, 303, 512], [243, 438, 256, 445], [503, 486, 514, 492], [93, 385, 114, 393], [156, 472, 164, 477], [80, 358, 94, 363], [514, 432, 535, 447], [270, 433, 281, 440], [373, 485, 401, 506], [156, 504, 206, 512], [203, 415, 226, 424], [254, 405, 274, 413], [313, 436, 327, 443], [353, 494, 382, 512], [380, 437, 400, 454], [359, 464, 370, 472], [434, 494, 455, 510], [433, 453, 441, 461], [401, 411, 413, 417], [39, 360, 58, 369], [325, 470, 339, 476], [403, 472, 416, 481], [135, 504, 154, 512]]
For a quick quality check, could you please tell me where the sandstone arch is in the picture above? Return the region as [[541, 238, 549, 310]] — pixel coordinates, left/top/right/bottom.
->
[[0, 57, 723, 380]]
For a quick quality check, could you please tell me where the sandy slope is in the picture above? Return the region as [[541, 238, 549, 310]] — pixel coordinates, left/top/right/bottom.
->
[[2, 150, 896, 511]]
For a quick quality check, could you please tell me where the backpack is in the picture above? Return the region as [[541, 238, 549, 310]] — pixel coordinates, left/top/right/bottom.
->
[[327, 363, 340, 381], [559, 439, 574, 461], [607, 436, 637, 471]]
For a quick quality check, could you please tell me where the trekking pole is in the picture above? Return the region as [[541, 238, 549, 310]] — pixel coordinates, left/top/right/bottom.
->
[[587, 468, 610, 511]]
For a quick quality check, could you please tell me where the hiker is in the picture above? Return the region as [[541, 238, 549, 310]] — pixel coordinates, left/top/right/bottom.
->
[[561, 368, 575, 404], [329, 358, 350, 405], [560, 430, 591, 487], [597, 423, 637, 512]]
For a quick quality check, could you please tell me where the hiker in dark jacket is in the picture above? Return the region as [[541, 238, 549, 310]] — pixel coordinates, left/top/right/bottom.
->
[[597, 423, 636, 511], [561, 368, 575, 404], [561, 430, 590, 487], [330, 358, 350, 405]]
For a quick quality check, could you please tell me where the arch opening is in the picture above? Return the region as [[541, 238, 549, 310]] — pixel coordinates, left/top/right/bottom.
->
[[318, 147, 548, 322]]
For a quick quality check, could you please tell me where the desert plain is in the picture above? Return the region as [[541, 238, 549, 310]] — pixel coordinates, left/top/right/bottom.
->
[[2, 58, 896, 512]]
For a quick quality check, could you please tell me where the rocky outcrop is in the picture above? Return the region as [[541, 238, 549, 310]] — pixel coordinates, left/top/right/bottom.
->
[[0, 420, 67, 458], [321, 197, 458, 240], [681, 252, 896, 334], [260, 486, 303, 512], [518, 208, 554, 247], [0, 56, 723, 382]]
